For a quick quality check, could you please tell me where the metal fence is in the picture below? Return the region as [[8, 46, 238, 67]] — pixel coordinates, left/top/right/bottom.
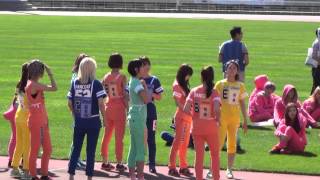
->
[[29, 0, 320, 15]]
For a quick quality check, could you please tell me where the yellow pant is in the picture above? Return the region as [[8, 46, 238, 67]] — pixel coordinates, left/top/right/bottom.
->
[[12, 121, 30, 170], [219, 118, 240, 154]]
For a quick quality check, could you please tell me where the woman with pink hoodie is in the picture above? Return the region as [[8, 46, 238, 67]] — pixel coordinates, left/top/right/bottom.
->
[[270, 103, 307, 154], [249, 82, 276, 122], [274, 85, 317, 127], [303, 86, 320, 122]]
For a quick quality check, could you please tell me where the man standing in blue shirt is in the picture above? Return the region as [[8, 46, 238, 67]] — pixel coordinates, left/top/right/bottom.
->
[[219, 26, 249, 82], [140, 56, 164, 174]]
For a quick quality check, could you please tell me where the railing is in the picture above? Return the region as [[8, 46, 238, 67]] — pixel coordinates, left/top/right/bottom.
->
[[28, 0, 320, 15]]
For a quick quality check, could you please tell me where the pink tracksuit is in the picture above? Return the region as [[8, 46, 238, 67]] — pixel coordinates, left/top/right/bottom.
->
[[303, 99, 320, 122], [274, 85, 317, 127], [274, 115, 307, 153], [249, 92, 275, 122], [248, 75, 279, 122]]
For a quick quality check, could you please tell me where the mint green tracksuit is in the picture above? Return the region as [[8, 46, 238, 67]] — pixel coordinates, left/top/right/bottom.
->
[[127, 77, 147, 168]]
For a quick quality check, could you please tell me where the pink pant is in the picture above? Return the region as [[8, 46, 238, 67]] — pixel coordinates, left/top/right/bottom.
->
[[311, 108, 320, 122], [250, 112, 273, 122], [277, 126, 305, 152], [29, 125, 52, 177], [8, 120, 16, 162]]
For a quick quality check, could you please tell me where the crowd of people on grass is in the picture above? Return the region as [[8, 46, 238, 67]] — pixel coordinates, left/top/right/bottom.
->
[[3, 26, 320, 180]]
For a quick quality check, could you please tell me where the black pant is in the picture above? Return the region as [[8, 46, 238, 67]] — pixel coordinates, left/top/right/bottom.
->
[[311, 67, 320, 94], [146, 118, 156, 168]]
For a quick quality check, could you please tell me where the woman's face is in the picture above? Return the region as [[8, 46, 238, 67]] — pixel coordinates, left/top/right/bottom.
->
[[226, 63, 238, 79], [264, 87, 274, 96], [288, 106, 297, 121], [287, 90, 296, 102], [185, 74, 191, 81], [141, 64, 150, 77]]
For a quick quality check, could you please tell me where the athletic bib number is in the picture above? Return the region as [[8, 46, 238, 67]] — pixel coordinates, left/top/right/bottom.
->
[[222, 87, 240, 105], [108, 83, 119, 98], [199, 103, 211, 120], [74, 83, 93, 119]]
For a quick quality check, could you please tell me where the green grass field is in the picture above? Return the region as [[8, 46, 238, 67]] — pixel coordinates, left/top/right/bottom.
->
[[0, 15, 319, 175]]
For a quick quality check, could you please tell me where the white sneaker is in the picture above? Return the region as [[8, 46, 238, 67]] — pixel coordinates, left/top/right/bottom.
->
[[10, 168, 23, 178], [226, 169, 234, 179], [206, 171, 213, 179]]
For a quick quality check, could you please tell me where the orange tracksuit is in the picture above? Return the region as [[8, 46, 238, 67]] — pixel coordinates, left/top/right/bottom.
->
[[101, 72, 127, 162], [186, 85, 220, 180], [169, 81, 192, 170], [25, 80, 52, 177]]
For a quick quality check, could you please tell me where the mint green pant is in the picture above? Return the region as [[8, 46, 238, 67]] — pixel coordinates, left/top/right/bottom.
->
[[127, 107, 147, 168]]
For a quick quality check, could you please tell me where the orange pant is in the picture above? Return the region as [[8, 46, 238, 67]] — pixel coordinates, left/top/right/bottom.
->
[[193, 132, 220, 180], [28, 125, 52, 177], [169, 115, 191, 169], [101, 104, 126, 162]]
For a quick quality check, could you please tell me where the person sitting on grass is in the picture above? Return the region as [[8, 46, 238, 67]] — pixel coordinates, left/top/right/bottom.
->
[[274, 85, 318, 128], [270, 103, 308, 154], [249, 81, 276, 123], [303, 86, 320, 122]]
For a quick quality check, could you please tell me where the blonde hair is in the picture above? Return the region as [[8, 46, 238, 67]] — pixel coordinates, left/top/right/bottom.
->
[[28, 59, 45, 80], [78, 57, 97, 84]]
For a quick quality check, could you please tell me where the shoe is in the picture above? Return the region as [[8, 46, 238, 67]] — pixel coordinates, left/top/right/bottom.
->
[[168, 168, 180, 177], [149, 167, 157, 174], [280, 148, 292, 154], [10, 168, 23, 178], [78, 160, 86, 167], [179, 168, 193, 177], [40, 176, 52, 180], [101, 163, 115, 171], [206, 171, 213, 179], [226, 169, 234, 179], [269, 146, 281, 154], [31, 177, 40, 180], [236, 145, 245, 154], [75, 162, 86, 171], [21, 172, 32, 180], [116, 163, 127, 172]]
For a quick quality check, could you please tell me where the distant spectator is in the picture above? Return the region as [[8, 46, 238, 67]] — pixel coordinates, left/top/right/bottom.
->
[[310, 28, 320, 94], [219, 26, 249, 82]]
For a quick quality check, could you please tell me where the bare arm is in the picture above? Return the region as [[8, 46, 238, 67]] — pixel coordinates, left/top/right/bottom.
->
[[68, 100, 73, 113], [152, 93, 162, 101], [123, 76, 129, 109], [32, 65, 57, 93], [139, 80, 149, 104], [183, 101, 192, 115], [244, 53, 249, 66], [98, 98, 106, 125], [240, 99, 248, 134]]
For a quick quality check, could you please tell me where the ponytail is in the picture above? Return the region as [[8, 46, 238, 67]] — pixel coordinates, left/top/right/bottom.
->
[[201, 66, 214, 98]]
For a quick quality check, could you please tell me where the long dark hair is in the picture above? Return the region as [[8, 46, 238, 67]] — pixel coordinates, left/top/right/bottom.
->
[[201, 66, 215, 98], [284, 103, 301, 133], [16, 63, 29, 93], [225, 59, 240, 81], [72, 53, 88, 73], [176, 64, 193, 96]]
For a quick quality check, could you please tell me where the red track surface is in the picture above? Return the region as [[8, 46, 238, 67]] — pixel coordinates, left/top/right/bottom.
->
[[0, 156, 319, 180]]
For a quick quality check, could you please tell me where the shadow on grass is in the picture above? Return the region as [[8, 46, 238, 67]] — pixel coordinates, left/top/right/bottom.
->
[[288, 151, 318, 158]]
